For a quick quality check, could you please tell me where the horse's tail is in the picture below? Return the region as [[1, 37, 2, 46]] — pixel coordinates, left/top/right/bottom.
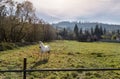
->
[[47, 45, 50, 54]]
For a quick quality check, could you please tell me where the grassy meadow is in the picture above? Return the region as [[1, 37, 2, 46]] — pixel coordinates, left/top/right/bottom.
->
[[0, 40, 120, 79]]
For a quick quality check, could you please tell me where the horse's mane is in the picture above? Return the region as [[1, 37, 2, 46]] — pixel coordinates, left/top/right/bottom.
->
[[39, 41, 44, 46]]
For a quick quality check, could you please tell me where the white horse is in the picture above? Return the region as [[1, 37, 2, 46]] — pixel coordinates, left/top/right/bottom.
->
[[39, 41, 50, 59]]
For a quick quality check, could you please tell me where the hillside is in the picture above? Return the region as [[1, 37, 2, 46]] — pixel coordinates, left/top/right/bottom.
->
[[0, 41, 120, 78], [52, 21, 120, 31]]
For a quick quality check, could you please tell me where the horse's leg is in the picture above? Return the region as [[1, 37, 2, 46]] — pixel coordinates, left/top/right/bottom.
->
[[47, 51, 50, 59], [45, 53, 47, 60], [41, 53, 43, 60], [48, 51, 50, 56], [44, 52, 46, 60], [38, 52, 40, 59]]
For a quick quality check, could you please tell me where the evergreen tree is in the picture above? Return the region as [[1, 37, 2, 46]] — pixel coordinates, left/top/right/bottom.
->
[[100, 26, 103, 35], [85, 29, 90, 36], [74, 24, 79, 37], [117, 29, 120, 34], [103, 28, 106, 34], [94, 24, 101, 39], [91, 27, 94, 35], [61, 28, 68, 39], [94, 24, 99, 35], [79, 28, 83, 35]]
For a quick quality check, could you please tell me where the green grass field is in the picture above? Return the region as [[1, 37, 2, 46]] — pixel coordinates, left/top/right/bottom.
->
[[0, 40, 120, 79]]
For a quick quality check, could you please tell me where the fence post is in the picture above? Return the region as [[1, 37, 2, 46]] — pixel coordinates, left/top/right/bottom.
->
[[23, 58, 27, 79]]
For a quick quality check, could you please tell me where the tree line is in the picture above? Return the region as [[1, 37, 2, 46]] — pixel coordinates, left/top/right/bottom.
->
[[0, 0, 56, 43], [56, 24, 120, 42]]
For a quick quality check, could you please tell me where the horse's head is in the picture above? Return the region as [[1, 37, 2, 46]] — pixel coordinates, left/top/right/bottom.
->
[[39, 41, 44, 45], [39, 41, 42, 44], [39, 41, 44, 48]]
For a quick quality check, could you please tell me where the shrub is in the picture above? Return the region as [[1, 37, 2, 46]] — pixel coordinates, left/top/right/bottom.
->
[[0, 42, 17, 51]]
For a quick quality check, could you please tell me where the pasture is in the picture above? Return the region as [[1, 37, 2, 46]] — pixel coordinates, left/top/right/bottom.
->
[[0, 40, 120, 79]]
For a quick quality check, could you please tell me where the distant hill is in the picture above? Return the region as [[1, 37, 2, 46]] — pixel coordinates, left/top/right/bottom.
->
[[52, 21, 120, 31]]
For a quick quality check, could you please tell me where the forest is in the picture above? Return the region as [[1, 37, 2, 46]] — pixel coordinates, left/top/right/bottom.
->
[[0, 0, 56, 43]]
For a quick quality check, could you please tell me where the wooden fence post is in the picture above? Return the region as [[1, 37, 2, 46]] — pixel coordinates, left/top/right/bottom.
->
[[23, 58, 27, 79]]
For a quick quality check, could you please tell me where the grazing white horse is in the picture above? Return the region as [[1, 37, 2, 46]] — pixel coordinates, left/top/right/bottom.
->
[[39, 41, 50, 59]]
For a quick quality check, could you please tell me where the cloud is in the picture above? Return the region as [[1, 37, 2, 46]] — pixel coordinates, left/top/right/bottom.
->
[[30, 1, 119, 15], [16, 0, 120, 24]]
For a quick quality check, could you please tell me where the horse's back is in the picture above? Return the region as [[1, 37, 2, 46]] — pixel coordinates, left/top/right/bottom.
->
[[45, 45, 50, 51]]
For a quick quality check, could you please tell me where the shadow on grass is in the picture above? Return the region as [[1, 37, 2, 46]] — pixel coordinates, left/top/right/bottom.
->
[[30, 57, 49, 69]]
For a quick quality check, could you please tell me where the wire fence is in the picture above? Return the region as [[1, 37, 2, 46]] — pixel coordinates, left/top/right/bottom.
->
[[0, 58, 120, 79]]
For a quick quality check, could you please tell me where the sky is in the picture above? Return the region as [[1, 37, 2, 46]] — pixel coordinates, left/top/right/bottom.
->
[[15, 0, 120, 24]]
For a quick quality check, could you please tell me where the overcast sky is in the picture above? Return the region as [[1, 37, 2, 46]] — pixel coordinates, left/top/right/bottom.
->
[[15, 0, 120, 24]]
